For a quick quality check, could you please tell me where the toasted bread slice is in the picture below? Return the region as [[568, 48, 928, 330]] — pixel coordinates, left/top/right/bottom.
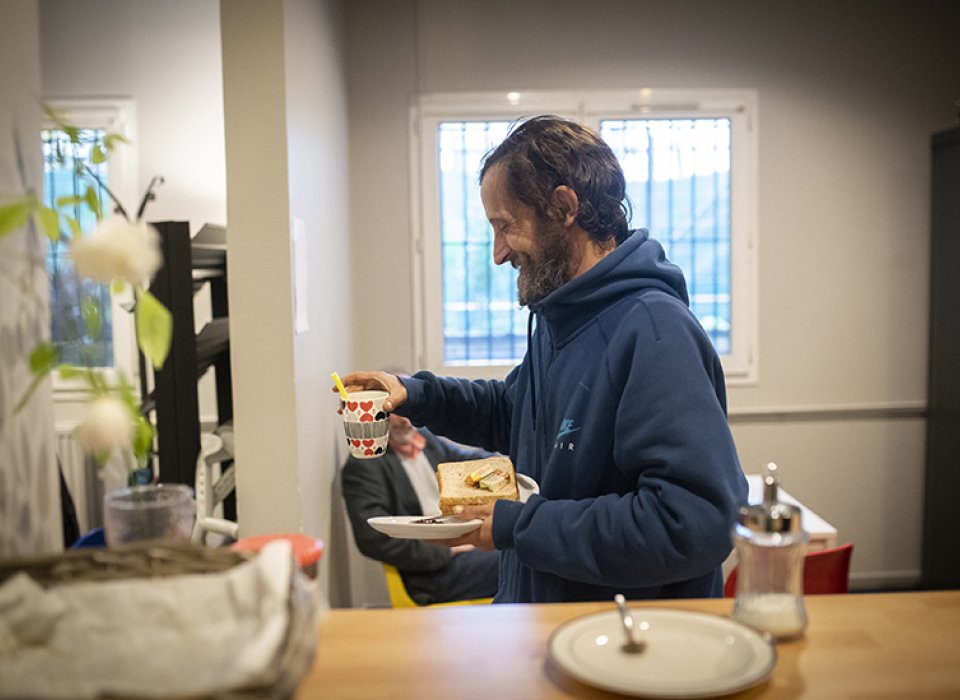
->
[[436, 456, 519, 516]]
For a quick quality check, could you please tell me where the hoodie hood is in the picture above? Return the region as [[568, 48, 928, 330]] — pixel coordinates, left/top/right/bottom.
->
[[530, 229, 689, 345]]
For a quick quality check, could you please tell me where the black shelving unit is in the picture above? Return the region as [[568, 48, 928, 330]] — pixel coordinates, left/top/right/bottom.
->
[[145, 221, 233, 519], [922, 126, 960, 590]]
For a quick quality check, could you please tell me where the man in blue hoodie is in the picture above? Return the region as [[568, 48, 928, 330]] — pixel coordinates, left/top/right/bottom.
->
[[340, 116, 747, 603]]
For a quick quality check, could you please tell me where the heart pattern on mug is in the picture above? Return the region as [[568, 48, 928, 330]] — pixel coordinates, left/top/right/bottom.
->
[[342, 392, 388, 459], [347, 435, 386, 458], [345, 401, 382, 423]]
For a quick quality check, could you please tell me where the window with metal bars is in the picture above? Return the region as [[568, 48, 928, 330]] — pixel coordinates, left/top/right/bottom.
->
[[416, 91, 757, 383], [438, 121, 524, 365], [40, 99, 139, 392], [43, 127, 114, 367]]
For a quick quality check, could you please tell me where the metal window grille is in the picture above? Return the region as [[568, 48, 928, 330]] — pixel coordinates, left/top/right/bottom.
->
[[437, 117, 732, 365], [601, 118, 732, 354], [438, 121, 527, 365], [42, 128, 114, 367]]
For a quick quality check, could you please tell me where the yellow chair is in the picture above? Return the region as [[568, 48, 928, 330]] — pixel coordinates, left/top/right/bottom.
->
[[382, 565, 492, 608]]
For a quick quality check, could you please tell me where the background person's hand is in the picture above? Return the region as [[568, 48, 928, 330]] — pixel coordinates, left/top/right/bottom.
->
[[335, 371, 408, 412]]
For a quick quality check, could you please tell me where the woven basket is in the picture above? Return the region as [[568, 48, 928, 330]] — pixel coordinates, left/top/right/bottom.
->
[[0, 540, 316, 700], [0, 540, 250, 587]]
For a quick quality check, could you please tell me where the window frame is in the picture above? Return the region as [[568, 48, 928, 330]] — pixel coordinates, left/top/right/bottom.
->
[[43, 98, 141, 401], [411, 89, 758, 385]]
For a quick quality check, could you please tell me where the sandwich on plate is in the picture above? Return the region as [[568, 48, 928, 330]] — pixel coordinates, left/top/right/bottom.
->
[[436, 456, 519, 516]]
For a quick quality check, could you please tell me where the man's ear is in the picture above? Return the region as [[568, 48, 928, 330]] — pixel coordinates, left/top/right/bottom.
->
[[550, 186, 579, 227]]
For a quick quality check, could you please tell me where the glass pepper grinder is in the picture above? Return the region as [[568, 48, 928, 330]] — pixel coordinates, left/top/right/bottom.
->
[[732, 462, 809, 641]]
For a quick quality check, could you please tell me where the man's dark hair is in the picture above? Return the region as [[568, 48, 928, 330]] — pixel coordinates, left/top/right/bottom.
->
[[479, 115, 631, 244]]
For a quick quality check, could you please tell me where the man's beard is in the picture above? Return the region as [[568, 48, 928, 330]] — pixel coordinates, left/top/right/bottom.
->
[[515, 218, 574, 307]]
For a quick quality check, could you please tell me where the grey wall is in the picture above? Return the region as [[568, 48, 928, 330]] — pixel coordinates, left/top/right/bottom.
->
[[0, 0, 61, 556], [346, 0, 960, 590]]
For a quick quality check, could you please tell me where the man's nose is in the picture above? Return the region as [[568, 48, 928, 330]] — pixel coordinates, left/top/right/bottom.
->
[[493, 230, 511, 265]]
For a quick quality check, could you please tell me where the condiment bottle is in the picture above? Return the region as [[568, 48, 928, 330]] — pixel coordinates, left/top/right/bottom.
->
[[732, 463, 808, 641]]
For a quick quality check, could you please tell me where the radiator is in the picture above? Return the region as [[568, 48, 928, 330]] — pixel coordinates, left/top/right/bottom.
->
[[56, 428, 149, 535], [57, 428, 96, 533]]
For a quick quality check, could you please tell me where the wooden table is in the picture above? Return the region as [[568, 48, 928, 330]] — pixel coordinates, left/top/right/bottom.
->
[[300, 591, 960, 699]]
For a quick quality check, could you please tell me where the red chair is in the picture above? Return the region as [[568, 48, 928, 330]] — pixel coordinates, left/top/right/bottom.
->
[[724, 543, 854, 598]]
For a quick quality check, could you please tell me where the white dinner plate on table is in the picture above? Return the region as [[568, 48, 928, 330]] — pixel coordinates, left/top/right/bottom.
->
[[547, 608, 776, 698], [367, 474, 539, 540]]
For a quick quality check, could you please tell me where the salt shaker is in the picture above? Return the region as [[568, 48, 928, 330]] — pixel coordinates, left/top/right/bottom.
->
[[732, 462, 808, 641]]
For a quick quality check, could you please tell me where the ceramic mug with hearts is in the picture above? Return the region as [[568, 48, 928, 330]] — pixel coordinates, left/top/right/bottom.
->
[[340, 390, 390, 458]]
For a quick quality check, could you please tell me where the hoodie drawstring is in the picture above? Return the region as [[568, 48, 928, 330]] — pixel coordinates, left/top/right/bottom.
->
[[527, 310, 537, 431]]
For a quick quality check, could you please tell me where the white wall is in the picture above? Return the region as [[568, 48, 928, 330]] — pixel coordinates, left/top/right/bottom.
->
[[37, 0, 354, 605], [345, 0, 960, 589], [221, 0, 352, 605], [40, 0, 226, 231], [39, 0, 226, 429], [282, 0, 353, 608]]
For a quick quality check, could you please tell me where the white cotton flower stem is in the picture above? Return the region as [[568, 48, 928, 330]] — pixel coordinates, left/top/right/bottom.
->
[[78, 162, 129, 220], [135, 176, 165, 221]]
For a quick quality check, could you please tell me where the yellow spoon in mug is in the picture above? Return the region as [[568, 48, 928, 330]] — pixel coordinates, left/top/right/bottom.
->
[[331, 371, 350, 401]]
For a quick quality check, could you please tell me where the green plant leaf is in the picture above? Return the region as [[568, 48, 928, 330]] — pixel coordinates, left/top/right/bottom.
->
[[84, 367, 108, 395], [103, 133, 130, 150], [56, 194, 84, 209], [94, 448, 111, 468], [0, 199, 34, 240], [34, 206, 60, 244], [113, 370, 154, 466], [29, 342, 59, 375], [81, 296, 102, 340], [57, 364, 83, 380], [67, 217, 82, 238], [91, 143, 106, 164], [14, 373, 46, 413], [135, 290, 173, 370], [115, 369, 136, 408], [15, 343, 60, 412], [83, 186, 101, 219], [42, 103, 68, 128], [132, 414, 154, 464]]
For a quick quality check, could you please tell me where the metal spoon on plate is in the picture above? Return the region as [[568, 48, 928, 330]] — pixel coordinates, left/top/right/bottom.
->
[[614, 594, 647, 654]]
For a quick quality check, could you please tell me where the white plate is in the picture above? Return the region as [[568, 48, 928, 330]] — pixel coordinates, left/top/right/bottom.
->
[[547, 608, 776, 698], [366, 515, 483, 540], [517, 473, 539, 501], [367, 474, 540, 540]]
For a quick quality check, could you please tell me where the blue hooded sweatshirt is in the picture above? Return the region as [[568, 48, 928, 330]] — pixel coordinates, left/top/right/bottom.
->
[[398, 229, 747, 603]]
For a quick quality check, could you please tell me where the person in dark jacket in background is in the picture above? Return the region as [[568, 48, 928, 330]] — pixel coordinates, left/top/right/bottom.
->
[[341, 413, 499, 605], [338, 115, 747, 604]]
